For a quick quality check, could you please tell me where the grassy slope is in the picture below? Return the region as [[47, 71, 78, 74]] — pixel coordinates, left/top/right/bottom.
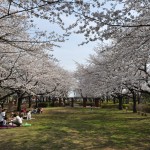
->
[[0, 107, 150, 150]]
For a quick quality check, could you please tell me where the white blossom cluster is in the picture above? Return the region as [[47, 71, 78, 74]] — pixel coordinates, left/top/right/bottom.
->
[[0, 0, 76, 99], [75, 1, 150, 98], [1, 0, 150, 101]]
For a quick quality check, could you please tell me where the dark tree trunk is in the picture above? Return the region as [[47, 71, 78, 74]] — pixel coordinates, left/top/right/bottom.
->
[[137, 93, 141, 104], [35, 96, 38, 108], [118, 95, 123, 110], [94, 98, 99, 107], [101, 95, 105, 103], [113, 97, 116, 104], [59, 97, 62, 107], [52, 97, 55, 107], [28, 95, 31, 108], [49, 96, 51, 106], [1, 102, 4, 109], [99, 100, 102, 107], [63, 97, 66, 107], [16, 91, 25, 111], [71, 98, 74, 107], [106, 94, 109, 103], [132, 92, 137, 113], [17, 97, 22, 111], [46, 97, 48, 102], [83, 97, 87, 107], [126, 96, 129, 104]]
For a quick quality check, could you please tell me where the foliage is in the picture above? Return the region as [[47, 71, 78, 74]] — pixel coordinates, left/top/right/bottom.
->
[[141, 93, 150, 103], [101, 103, 118, 109], [137, 104, 150, 113], [74, 0, 150, 112], [38, 102, 48, 108], [122, 103, 133, 110], [0, 0, 77, 103]]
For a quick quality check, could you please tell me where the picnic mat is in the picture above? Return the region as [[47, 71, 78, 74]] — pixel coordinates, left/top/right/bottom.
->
[[0, 126, 20, 129], [0, 123, 31, 129], [22, 123, 32, 127]]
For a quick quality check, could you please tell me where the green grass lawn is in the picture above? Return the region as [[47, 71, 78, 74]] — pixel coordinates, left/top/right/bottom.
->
[[0, 107, 150, 150]]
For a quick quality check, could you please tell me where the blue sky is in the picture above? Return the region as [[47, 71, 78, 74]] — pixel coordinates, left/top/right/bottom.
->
[[52, 34, 97, 71], [34, 18, 98, 72], [32, 0, 119, 72]]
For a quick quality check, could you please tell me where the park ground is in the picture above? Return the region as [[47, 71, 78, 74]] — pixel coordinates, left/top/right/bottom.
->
[[0, 107, 150, 150]]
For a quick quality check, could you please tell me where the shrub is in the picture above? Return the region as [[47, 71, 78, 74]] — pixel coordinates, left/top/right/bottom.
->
[[101, 103, 118, 109], [38, 102, 48, 108], [76, 102, 83, 106], [137, 104, 150, 113], [86, 102, 95, 106], [122, 104, 132, 110]]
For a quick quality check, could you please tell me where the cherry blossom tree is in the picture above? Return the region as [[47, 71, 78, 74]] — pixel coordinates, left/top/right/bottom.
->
[[75, 5, 150, 111], [1, 0, 80, 110], [75, 18, 150, 112], [1, 0, 150, 111], [0, 46, 75, 110], [1, 0, 149, 46]]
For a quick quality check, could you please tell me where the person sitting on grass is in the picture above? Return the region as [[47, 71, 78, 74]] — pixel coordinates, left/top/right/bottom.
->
[[37, 107, 41, 114], [3, 115, 8, 126], [1, 109, 6, 118], [0, 112, 4, 126], [31, 108, 37, 114], [11, 113, 23, 126], [26, 110, 31, 120], [40, 107, 43, 114]]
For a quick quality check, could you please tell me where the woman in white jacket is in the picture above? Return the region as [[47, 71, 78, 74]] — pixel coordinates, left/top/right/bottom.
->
[[12, 114, 22, 126], [26, 110, 31, 120]]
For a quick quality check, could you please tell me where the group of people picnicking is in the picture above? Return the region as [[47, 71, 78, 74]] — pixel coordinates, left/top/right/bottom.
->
[[0, 107, 43, 127]]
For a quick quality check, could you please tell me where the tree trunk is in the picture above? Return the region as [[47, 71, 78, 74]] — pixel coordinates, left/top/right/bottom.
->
[[83, 97, 87, 107], [71, 98, 74, 107], [1, 102, 4, 109], [35, 96, 38, 108], [49, 96, 51, 106], [113, 97, 116, 104], [118, 95, 123, 110], [42, 96, 44, 102], [52, 97, 55, 107], [59, 97, 62, 107], [17, 97, 22, 111], [63, 97, 66, 107], [137, 93, 141, 104], [94, 98, 99, 107], [106, 94, 109, 103], [28, 95, 31, 108], [126, 96, 129, 104], [46, 96, 48, 102], [99, 100, 102, 107], [132, 92, 137, 113]]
